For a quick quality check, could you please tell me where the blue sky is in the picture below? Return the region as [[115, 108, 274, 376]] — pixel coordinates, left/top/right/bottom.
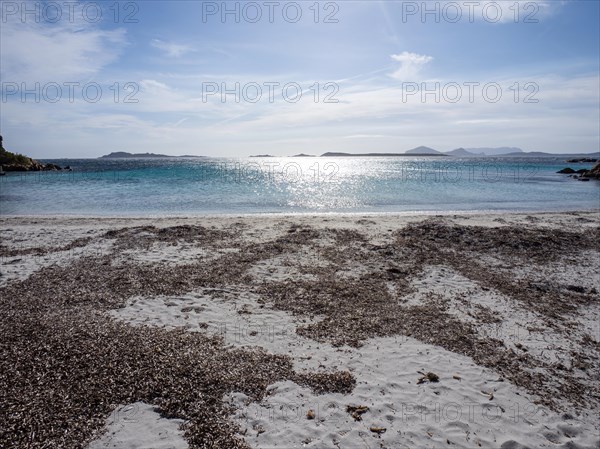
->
[[1, 0, 599, 157]]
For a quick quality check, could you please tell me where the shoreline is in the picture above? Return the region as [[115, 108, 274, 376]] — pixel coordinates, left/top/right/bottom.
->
[[1, 210, 599, 448], [2, 207, 599, 220]]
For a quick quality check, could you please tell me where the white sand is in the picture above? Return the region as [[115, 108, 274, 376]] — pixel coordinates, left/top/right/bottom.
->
[[106, 287, 599, 449], [87, 403, 187, 449], [1, 211, 599, 448]]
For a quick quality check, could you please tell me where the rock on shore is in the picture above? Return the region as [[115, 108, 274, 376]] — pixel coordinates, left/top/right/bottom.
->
[[581, 161, 600, 179], [0, 135, 61, 172], [1, 159, 62, 172], [557, 161, 600, 180]]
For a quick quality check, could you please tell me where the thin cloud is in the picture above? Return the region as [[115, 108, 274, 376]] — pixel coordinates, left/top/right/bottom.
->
[[139, 79, 171, 91], [151, 39, 195, 58], [389, 52, 433, 81], [0, 18, 126, 83]]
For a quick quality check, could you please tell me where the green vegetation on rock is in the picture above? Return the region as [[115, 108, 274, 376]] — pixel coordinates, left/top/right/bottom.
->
[[0, 135, 61, 171], [1, 146, 31, 167]]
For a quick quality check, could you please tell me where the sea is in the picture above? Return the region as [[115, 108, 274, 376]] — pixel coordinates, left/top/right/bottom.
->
[[0, 157, 598, 216]]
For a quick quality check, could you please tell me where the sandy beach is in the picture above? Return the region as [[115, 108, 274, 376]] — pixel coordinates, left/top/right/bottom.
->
[[1, 211, 599, 449]]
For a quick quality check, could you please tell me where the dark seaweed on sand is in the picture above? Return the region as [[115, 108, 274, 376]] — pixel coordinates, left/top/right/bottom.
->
[[0, 225, 354, 449], [1, 218, 599, 448]]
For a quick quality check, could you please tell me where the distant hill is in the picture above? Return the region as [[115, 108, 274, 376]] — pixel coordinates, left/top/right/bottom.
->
[[464, 147, 523, 156], [292, 153, 316, 157], [99, 152, 205, 158], [405, 146, 441, 155], [100, 152, 171, 158], [445, 148, 480, 157], [496, 151, 552, 158], [495, 151, 600, 158], [442, 148, 600, 158], [321, 152, 447, 157]]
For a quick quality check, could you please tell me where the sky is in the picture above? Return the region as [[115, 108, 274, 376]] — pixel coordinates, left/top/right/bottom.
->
[[0, 0, 599, 158]]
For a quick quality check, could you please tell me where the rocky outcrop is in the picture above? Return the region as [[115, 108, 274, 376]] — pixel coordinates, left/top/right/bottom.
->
[[556, 161, 600, 181], [581, 161, 600, 180], [1, 160, 62, 172], [557, 168, 575, 174], [566, 158, 598, 163], [0, 135, 61, 172]]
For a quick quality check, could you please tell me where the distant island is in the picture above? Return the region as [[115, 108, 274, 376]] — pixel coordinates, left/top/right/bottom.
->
[[320, 146, 446, 157], [242, 146, 600, 159], [321, 152, 447, 157], [249, 154, 319, 157], [5, 145, 598, 166], [317, 146, 600, 159], [99, 152, 205, 159]]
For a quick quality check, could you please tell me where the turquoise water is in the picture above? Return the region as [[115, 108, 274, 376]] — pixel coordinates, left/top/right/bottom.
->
[[0, 157, 598, 215]]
